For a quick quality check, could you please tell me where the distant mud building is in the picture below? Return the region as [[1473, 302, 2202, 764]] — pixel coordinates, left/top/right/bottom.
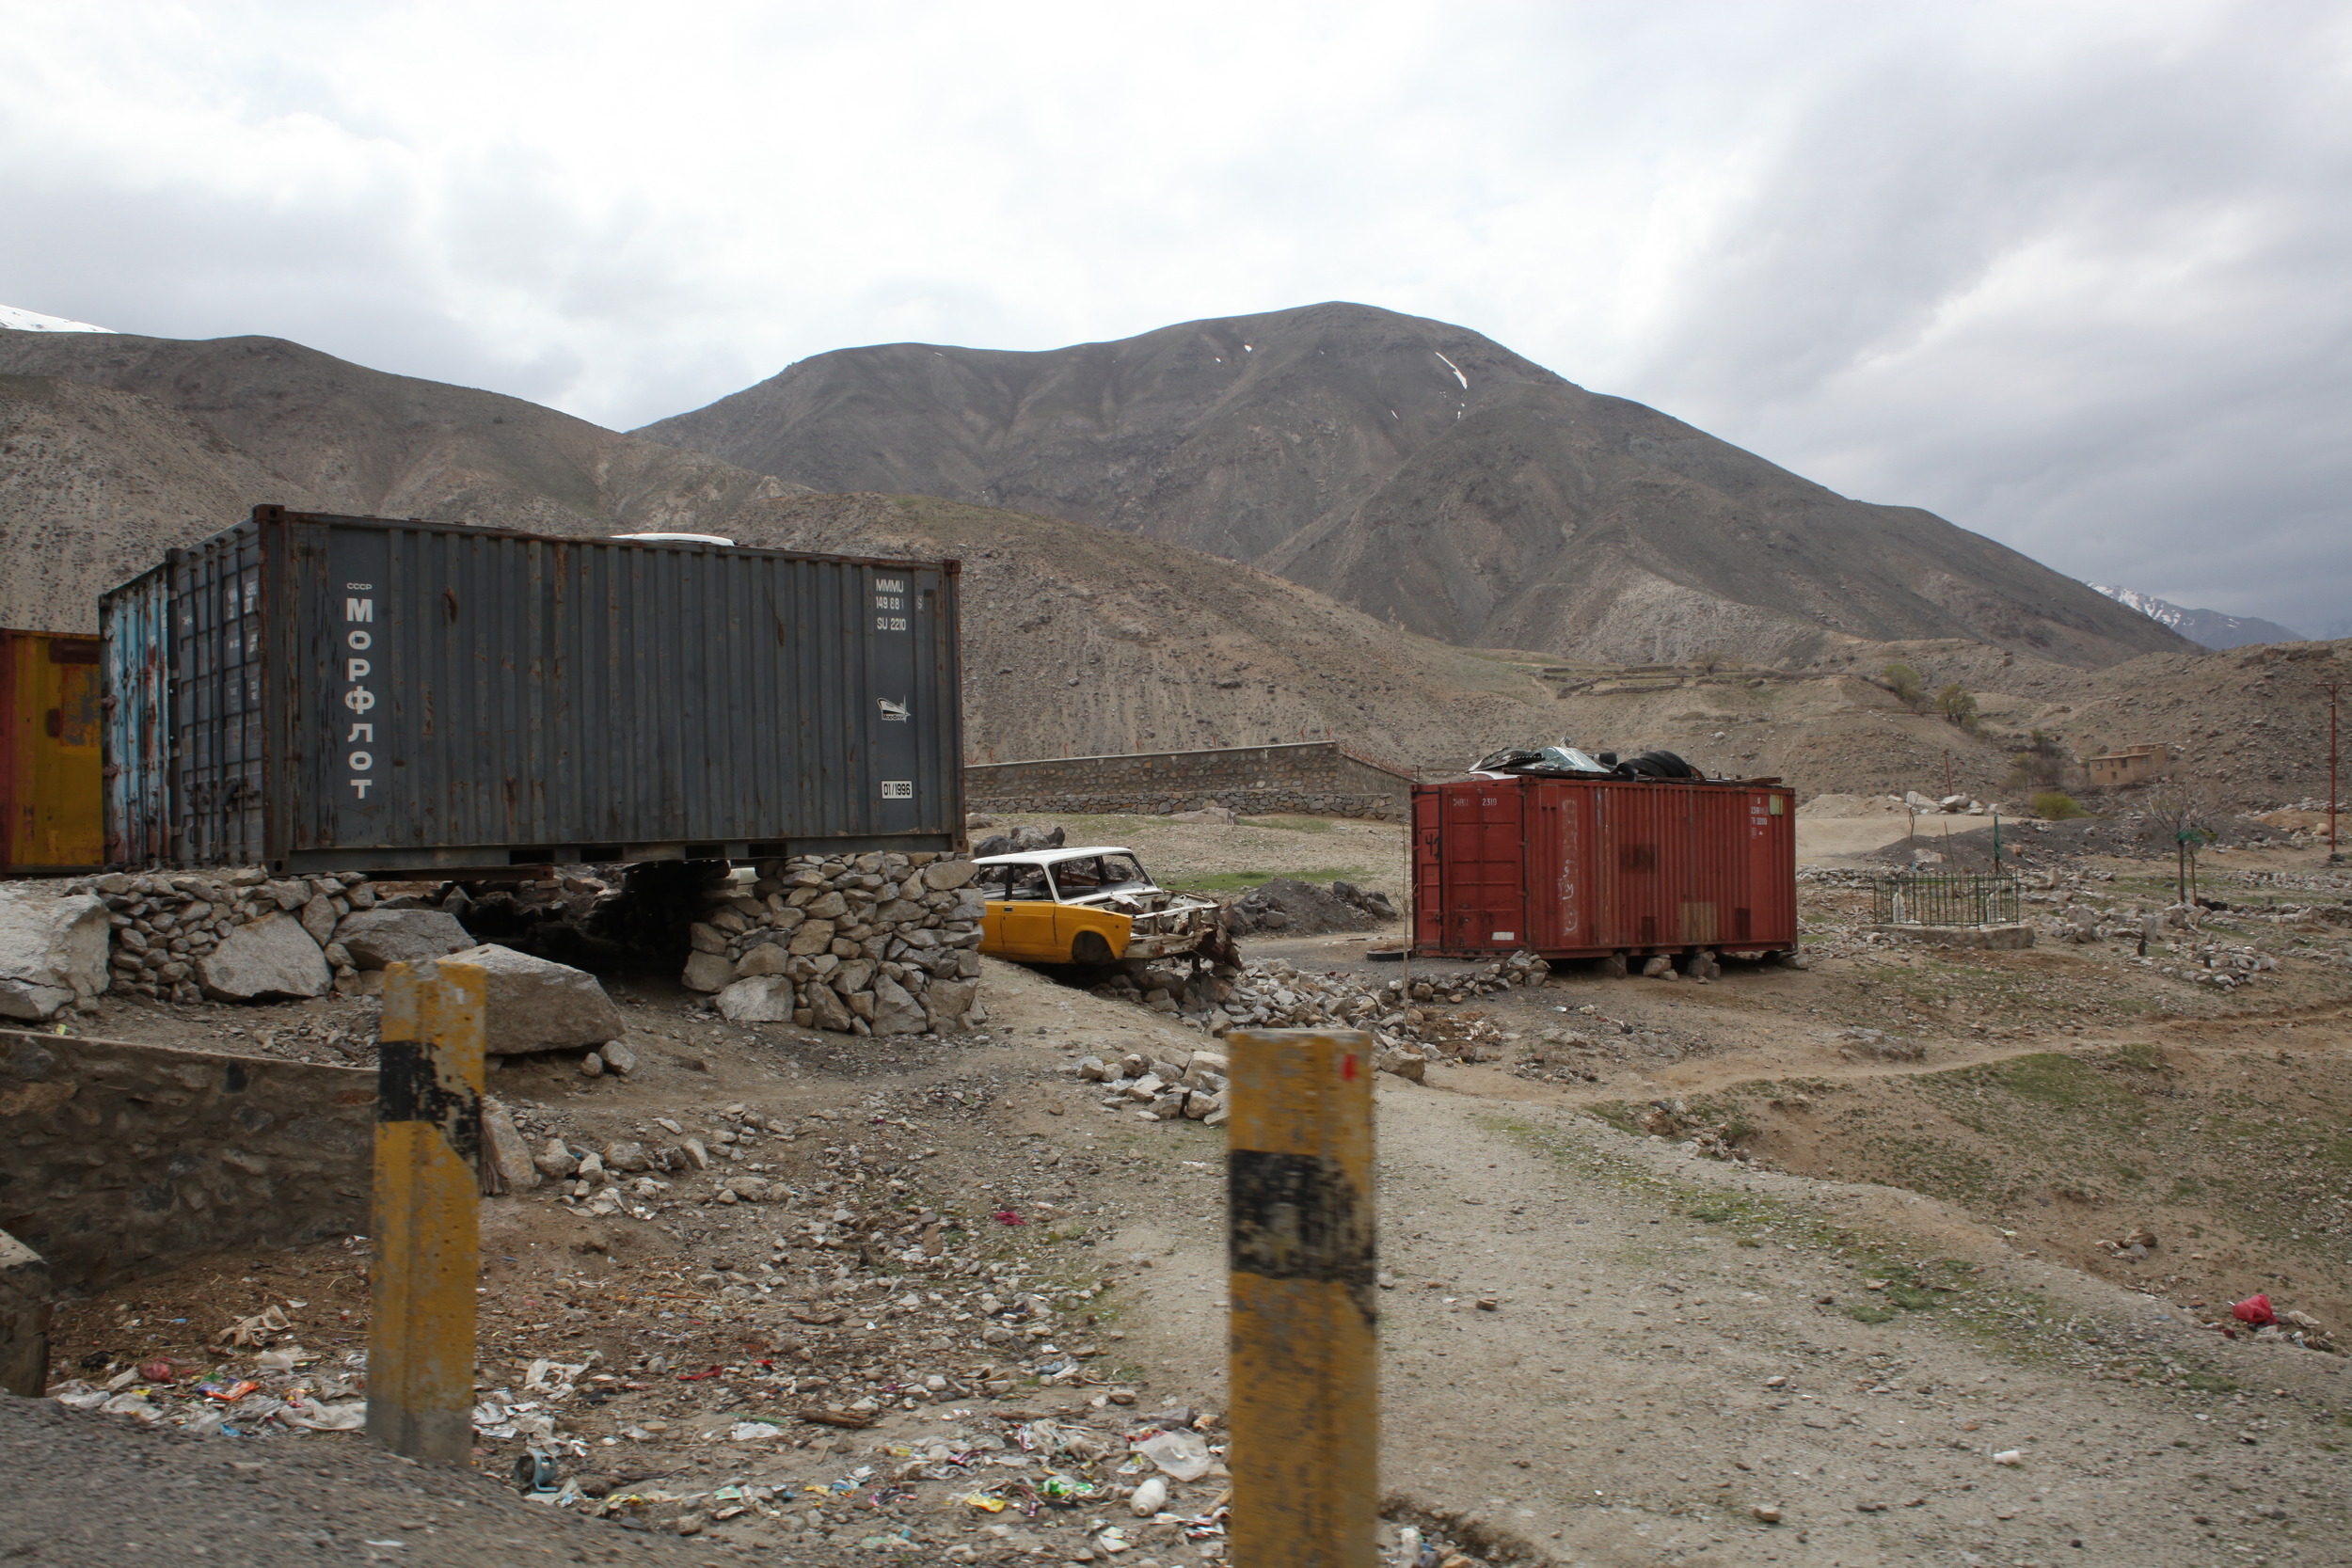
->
[[2086, 743, 2171, 789]]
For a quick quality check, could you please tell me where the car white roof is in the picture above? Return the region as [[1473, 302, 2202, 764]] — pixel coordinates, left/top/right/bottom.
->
[[972, 846, 1142, 867]]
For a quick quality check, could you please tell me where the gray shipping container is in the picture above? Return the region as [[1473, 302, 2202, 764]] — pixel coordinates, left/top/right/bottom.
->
[[100, 507, 963, 875]]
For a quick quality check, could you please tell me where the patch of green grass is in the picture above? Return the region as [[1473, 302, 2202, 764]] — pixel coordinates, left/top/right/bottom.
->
[[1847, 1303, 1899, 1324], [1586, 1102, 1644, 1136], [1240, 815, 1338, 833], [1979, 1053, 2139, 1115], [2110, 1041, 2169, 1073], [2182, 1372, 2238, 1394]]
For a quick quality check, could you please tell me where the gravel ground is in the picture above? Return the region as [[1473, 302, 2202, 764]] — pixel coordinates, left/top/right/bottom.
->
[[0, 1391, 730, 1567]]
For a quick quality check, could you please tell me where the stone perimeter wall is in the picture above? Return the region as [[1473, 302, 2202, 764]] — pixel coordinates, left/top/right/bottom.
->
[[685, 851, 987, 1036], [0, 1029, 374, 1291], [965, 740, 1412, 822]]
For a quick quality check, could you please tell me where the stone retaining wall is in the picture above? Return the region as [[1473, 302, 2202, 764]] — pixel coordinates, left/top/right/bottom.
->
[[1865, 923, 2037, 950], [0, 1228, 47, 1396], [0, 1029, 374, 1291], [965, 741, 1413, 822], [687, 851, 987, 1036]]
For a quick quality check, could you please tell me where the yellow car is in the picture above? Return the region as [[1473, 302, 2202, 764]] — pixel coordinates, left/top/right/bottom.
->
[[974, 847, 1221, 965]]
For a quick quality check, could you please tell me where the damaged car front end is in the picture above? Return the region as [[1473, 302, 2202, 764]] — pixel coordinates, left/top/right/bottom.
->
[[973, 847, 1222, 965]]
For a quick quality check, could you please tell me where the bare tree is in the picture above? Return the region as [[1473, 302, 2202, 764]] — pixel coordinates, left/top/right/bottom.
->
[[2145, 776, 2221, 905]]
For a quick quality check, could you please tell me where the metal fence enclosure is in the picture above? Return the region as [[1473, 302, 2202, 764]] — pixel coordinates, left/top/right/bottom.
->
[[1869, 874, 2023, 927], [100, 508, 963, 876]]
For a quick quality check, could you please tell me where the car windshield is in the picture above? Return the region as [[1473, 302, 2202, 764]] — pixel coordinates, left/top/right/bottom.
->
[[1047, 854, 1151, 894]]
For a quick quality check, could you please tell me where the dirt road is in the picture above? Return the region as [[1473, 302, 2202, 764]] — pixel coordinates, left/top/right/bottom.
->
[[1113, 1073, 2351, 1566]]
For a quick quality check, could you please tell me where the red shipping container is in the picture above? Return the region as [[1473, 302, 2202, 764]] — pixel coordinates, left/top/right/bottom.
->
[[1411, 774, 1797, 962]]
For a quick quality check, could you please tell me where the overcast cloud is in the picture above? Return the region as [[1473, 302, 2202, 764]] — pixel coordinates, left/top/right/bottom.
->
[[2, 0, 2344, 632]]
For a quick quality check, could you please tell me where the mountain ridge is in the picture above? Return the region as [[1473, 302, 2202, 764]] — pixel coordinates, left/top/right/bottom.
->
[[2089, 583, 2306, 652], [636, 301, 2193, 670]]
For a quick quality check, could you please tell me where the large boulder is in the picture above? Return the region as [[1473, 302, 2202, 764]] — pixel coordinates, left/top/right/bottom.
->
[[197, 911, 332, 1002], [869, 975, 930, 1036], [924, 978, 981, 1030], [333, 908, 474, 971], [921, 860, 978, 891], [681, 951, 736, 992], [803, 983, 852, 1033], [715, 975, 799, 1023], [0, 887, 108, 1021], [413, 943, 625, 1056]]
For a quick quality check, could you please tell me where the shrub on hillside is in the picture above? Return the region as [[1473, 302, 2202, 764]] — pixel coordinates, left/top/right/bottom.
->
[[2032, 791, 2090, 820]]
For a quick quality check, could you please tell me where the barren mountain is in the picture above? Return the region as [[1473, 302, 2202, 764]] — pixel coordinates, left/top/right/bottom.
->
[[0, 325, 1558, 767], [0, 372, 327, 632], [0, 328, 799, 630], [636, 302, 2192, 669], [2090, 582, 2307, 651], [721, 492, 1555, 768], [18, 314, 2308, 804]]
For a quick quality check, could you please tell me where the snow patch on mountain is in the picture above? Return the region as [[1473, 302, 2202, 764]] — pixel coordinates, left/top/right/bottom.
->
[[1, 305, 113, 334], [2089, 583, 2307, 651]]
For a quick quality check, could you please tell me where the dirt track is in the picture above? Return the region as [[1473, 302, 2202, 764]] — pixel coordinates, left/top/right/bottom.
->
[[18, 820, 2352, 1566]]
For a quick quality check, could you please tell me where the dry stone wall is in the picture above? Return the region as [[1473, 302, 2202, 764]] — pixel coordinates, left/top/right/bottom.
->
[[49, 869, 394, 1007], [0, 1029, 373, 1291], [964, 740, 1411, 821], [688, 851, 987, 1036]]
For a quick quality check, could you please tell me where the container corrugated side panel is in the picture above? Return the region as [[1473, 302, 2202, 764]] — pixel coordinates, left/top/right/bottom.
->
[[1417, 775, 1797, 958], [174, 525, 267, 867], [99, 573, 177, 867], [250, 513, 960, 868]]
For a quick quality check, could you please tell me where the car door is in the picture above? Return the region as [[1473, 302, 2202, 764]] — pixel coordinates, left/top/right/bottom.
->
[[984, 865, 1062, 960]]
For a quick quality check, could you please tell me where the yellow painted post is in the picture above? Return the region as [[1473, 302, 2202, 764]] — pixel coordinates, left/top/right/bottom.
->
[[366, 958, 486, 1463], [1225, 1028, 1379, 1568]]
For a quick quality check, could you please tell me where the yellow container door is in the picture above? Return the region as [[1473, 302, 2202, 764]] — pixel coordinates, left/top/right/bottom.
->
[[4, 634, 104, 870]]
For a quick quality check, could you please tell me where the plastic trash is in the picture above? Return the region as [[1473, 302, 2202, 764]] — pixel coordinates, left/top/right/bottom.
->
[[1991, 1449, 2024, 1465], [1129, 1477, 1168, 1516], [513, 1451, 561, 1495], [730, 1420, 785, 1441], [283, 1396, 367, 1431], [1134, 1428, 1214, 1481], [2233, 1293, 2277, 1326]]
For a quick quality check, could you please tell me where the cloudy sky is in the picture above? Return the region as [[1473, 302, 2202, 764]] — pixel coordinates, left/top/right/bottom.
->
[[3, 1, 2345, 632]]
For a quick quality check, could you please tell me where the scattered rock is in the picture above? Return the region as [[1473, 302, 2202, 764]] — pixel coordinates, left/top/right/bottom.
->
[[0, 886, 109, 1020], [413, 942, 626, 1054], [715, 975, 801, 1023], [479, 1100, 541, 1195], [332, 907, 475, 970], [194, 911, 332, 1003]]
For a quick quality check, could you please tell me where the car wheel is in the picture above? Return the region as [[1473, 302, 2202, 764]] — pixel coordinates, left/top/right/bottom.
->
[[1071, 931, 1116, 966]]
